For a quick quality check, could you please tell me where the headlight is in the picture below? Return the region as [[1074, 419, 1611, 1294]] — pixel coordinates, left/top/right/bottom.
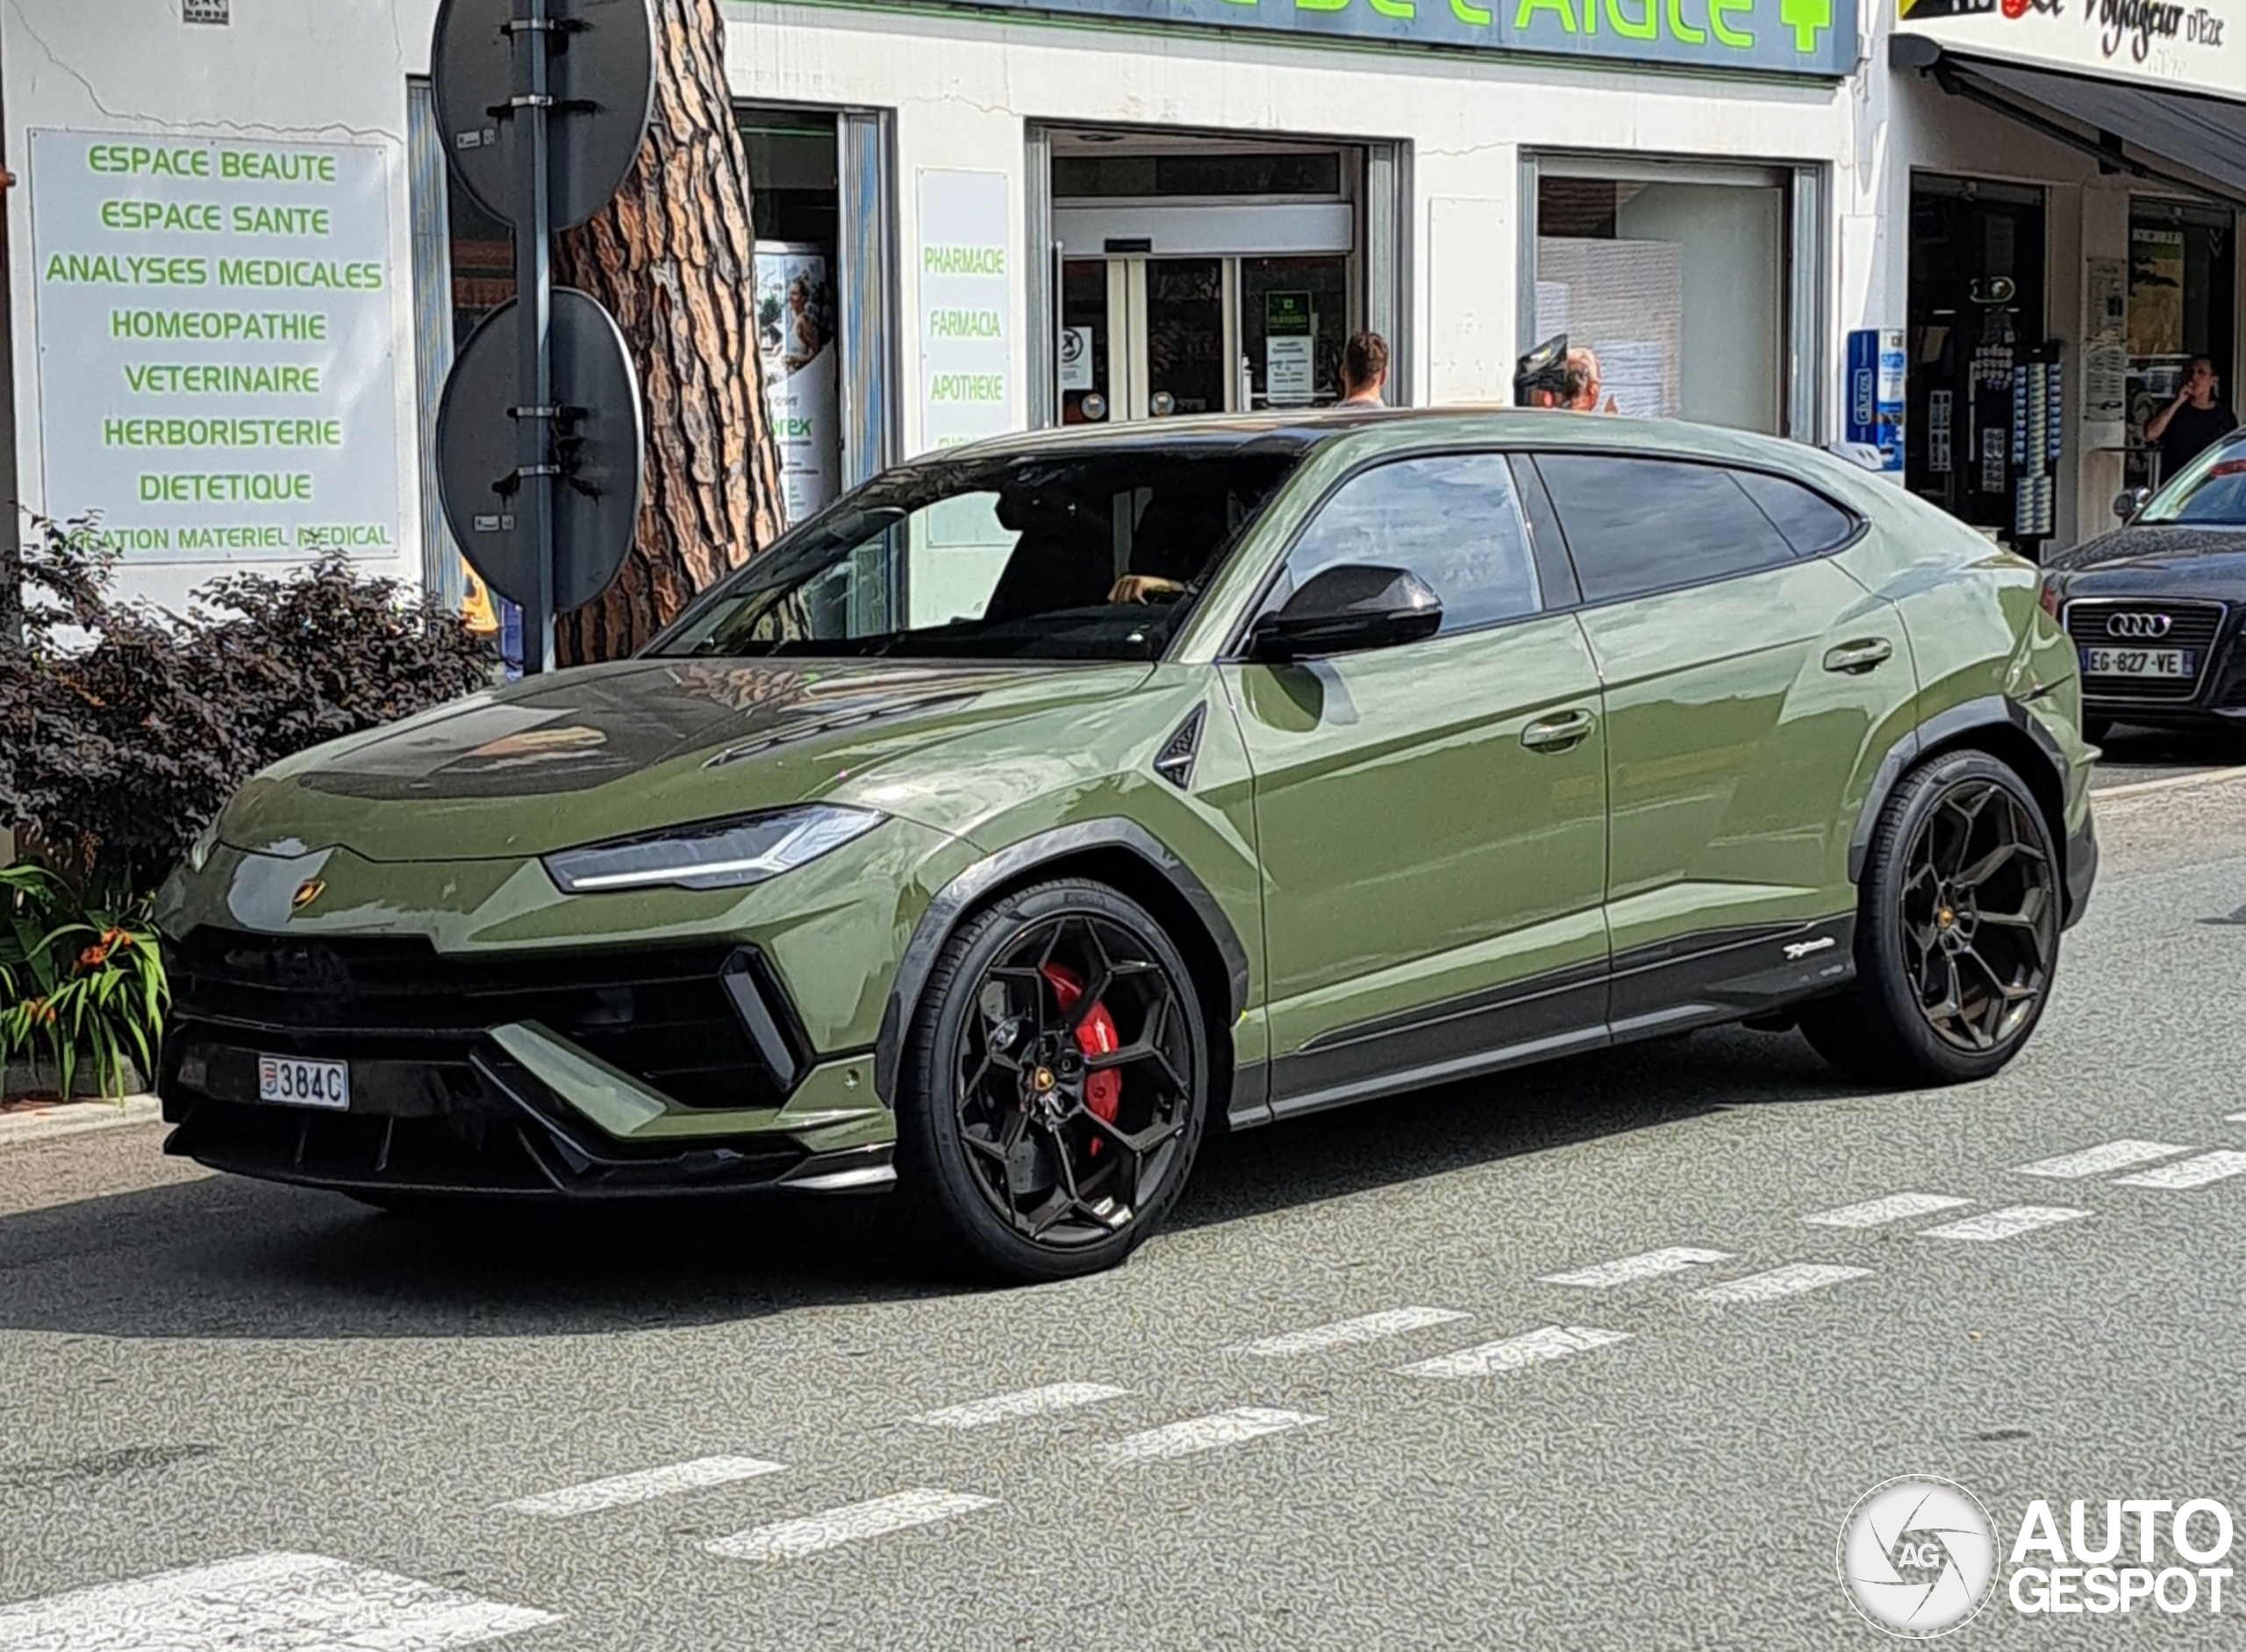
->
[[541, 805, 883, 894]]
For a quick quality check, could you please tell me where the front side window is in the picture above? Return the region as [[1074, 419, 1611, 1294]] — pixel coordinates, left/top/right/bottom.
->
[[1261, 454, 1542, 635], [654, 447, 1298, 662], [1534, 454, 1796, 604], [2138, 436, 2246, 525]]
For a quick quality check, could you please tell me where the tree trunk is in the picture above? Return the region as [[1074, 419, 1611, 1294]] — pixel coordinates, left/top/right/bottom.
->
[[552, 0, 783, 665]]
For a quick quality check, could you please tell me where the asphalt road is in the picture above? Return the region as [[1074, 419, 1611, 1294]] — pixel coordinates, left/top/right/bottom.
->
[[2089, 720, 2246, 791], [4, 776, 2246, 1650]]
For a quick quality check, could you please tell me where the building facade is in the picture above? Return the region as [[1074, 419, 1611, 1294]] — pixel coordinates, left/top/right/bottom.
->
[[4, 0, 2240, 619]]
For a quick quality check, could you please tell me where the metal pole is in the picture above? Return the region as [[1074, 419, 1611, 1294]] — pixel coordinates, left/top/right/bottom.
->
[[511, 0, 557, 673]]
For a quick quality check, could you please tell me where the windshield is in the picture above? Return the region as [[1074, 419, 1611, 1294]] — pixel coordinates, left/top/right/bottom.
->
[[652, 444, 1301, 662], [2139, 434, 2246, 525]]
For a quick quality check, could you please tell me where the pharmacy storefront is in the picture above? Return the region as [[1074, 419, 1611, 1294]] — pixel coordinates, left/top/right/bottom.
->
[[1885, 0, 2246, 556], [3, 0, 1870, 616]]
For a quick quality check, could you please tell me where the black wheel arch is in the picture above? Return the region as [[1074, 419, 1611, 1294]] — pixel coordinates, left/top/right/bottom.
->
[[876, 820, 1251, 1111], [1849, 695, 2080, 920]]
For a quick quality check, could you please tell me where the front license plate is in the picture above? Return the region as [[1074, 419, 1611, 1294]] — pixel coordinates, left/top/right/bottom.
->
[[2080, 646, 2194, 679], [257, 1055, 350, 1111]]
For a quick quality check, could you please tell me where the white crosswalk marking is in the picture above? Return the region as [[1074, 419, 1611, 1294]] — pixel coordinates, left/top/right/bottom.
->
[[706, 1490, 998, 1561], [2114, 1149, 2246, 1190], [912, 1384, 1131, 1428], [1802, 1192, 1971, 1228], [498, 1455, 786, 1516], [0, 1552, 558, 1652], [1538, 1247, 1733, 1289], [1228, 1306, 1469, 1356], [1691, 1263, 1871, 1304], [1398, 1325, 1632, 1379], [1099, 1407, 1324, 1462], [1919, 1205, 2089, 1242], [2014, 1140, 2193, 1179], [2225, 1112, 2246, 1125]]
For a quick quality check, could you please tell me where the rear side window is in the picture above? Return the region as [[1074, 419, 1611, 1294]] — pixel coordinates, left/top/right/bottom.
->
[[1534, 454, 1797, 604], [1734, 469, 1858, 555], [1268, 454, 1542, 635]]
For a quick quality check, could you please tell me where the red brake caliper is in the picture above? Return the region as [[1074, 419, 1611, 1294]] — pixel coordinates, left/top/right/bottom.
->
[[1040, 962, 1121, 1154]]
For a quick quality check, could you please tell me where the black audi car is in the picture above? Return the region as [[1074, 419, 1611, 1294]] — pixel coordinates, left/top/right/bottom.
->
[[2044, 429, 2246, 742]]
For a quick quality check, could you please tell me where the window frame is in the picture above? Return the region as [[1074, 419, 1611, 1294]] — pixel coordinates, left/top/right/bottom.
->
[[1523, 448, 1868, 612], [1217, 446, 1570, 661]]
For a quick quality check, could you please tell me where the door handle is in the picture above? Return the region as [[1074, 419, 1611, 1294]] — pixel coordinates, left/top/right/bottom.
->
[[1822, 638, 1894, 675], [1521, 708, 1597, 752]]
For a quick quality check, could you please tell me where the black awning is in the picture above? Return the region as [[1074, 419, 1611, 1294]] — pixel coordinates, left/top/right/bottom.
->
[[1894, 35, 2246, 207]]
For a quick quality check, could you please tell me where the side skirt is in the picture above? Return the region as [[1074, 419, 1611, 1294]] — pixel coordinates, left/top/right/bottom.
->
[[1240, 914, 1856, 1128]]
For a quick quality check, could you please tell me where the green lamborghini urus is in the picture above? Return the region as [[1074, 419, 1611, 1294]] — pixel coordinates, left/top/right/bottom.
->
[[155, 410, 2098, 1280]]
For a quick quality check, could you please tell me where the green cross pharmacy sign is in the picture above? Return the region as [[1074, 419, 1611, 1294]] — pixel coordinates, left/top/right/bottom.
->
[[868, 0, 1856, 75]]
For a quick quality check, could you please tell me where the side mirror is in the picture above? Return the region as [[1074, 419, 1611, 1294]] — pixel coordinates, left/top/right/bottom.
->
[[1248, 564, 1442, 662], [2114, 487, 2152, 523]]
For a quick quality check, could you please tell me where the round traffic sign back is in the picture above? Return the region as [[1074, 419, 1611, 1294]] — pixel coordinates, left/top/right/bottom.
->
[[432, 0, 655, 233], [436, 287, 645, 614]]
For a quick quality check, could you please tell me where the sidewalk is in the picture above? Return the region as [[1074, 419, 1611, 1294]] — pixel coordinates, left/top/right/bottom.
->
[[0, 1094, 163, 1148]]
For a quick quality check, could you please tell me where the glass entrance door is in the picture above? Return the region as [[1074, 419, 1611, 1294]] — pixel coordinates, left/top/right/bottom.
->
[[1060, 254, 1350, 425]]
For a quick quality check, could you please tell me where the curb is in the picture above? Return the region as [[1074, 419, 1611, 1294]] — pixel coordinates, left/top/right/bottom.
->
[[0, 1093, 162, 1148], [2091, 764, 2246, 802]]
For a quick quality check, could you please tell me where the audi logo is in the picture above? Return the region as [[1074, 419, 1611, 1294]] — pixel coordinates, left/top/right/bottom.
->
[[2107, 612, 2174, 640]]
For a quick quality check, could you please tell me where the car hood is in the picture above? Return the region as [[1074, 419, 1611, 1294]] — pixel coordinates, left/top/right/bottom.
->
[[218, 655, 1155, 862], [2049, 524, 2246, 596]]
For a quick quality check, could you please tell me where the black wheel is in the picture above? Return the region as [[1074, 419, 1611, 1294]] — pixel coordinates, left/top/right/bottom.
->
[[897, 879, 1209, 1282], [1800, 752, 2061, 1085], [2083, 714, 2114, 746]]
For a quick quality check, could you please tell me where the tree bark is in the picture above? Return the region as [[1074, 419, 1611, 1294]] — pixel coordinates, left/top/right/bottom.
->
[[553, 0, 783, 664]]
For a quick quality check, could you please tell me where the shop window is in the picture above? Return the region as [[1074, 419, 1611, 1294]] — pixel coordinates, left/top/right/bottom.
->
[[1532, 168, 1787, 434], [2127, 198, 2236, 491]]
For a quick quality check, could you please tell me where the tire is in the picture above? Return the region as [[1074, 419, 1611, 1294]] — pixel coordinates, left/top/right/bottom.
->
[[895, 878, 1210, 1282], [1799, 751, 2062, 1086]]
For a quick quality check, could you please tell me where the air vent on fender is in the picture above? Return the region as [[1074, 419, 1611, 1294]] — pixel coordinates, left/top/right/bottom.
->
[[1154, 704, 1206, 790]]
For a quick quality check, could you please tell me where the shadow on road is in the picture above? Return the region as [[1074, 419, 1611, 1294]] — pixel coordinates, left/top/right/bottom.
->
[[0, 1025, 1863, 1342], [2093, 722, 2246, 786]]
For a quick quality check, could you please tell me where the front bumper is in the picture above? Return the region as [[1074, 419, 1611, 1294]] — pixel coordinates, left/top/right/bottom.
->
[[159, 926, 897, 1198], [2064, 596, 2246, 726]]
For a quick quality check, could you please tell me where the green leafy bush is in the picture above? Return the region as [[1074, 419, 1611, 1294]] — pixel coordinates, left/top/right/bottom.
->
[[0, 862, 166, 1102]]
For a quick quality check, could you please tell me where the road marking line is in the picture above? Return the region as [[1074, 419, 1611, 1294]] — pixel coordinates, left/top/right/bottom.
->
[[498, 1455, 786, 1516], [1099, 1407, 1324, 1462], [2226, 1112, 2246, 1125], [912, 1384, 1131, 1428], [1803, 1192, 1972, 1228], [1228, 1306, 1469, 1356], [1398, 1325, 1633, 1380], [2014, 1140, 2194, 1179], [2114, 1149, 2246, 1190], [1919, 1205, 2089, 1242], [2090, 764, 2246, 801], [1691, 1263, 1872, 1304], [706, 1490, 998, 1562], [0, 1552, 558, 1652], [1539, 1247, 1733, 1288]]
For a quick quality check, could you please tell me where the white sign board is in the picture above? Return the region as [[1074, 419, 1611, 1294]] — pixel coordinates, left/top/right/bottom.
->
[[1266, 334, 1315, 405], [916, 168, 1012, 455], [755, 240, 841, 526], [1896, 0, 2246, 101], [1058, 325, 1094, 392], [28, 129, 403, 561]]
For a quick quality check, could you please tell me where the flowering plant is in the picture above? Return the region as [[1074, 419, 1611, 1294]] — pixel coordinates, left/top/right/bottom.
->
[[0, 861, 168, 1103]]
